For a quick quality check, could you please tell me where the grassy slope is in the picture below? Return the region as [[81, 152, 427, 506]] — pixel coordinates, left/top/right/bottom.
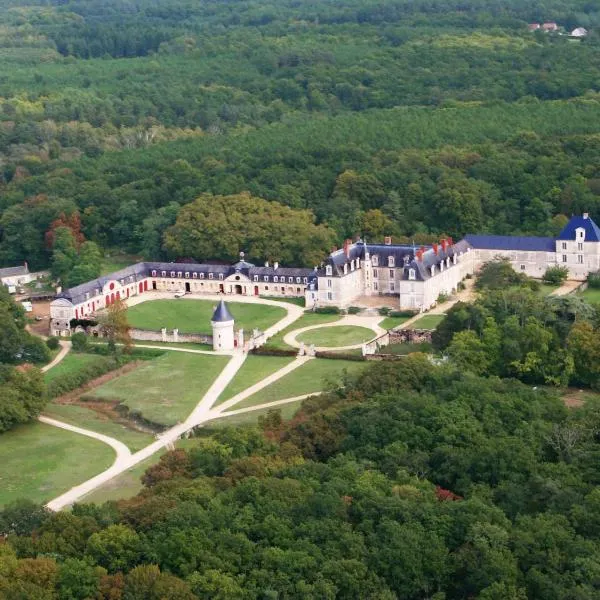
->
[[42, 403, 153, 452], [126, 299, 286, 334], [229, 358, 367, 410], [84, 352, 229, 426], [297, 325, 375, 347], [581, 288, 600, 304], [0, 421, 114, 507], [216, 355, 295, 405], [379, 315, 411, 330], [43, 352, 99, 382], [410, 314, 446, 329]]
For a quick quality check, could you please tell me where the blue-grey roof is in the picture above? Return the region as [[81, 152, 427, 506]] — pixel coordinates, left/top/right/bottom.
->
[[464, 234, 555, 252], [211, 300, 234, 322], [557, 215, 600, 242]]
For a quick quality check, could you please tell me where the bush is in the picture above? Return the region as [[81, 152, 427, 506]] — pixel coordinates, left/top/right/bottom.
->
[[457, 282, 466, 291], [528, 279, 541, 292], [251, 346, 297, 357], [543, 265, 569, 285], [378, 307, 392, 316], [314, 306, 341, 314], [46, 336, 60, 350], [389, 310, 417, 318], [70, 332, 89, 352], [588, 271, 600, 289], [348, 306, 361, 314], [437, 292, 450, 304], [314, 351, 365, 361], [21, 335, 51, 364]]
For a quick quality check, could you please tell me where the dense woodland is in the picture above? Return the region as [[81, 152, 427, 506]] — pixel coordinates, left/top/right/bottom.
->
[[1, 0, 600, 269]]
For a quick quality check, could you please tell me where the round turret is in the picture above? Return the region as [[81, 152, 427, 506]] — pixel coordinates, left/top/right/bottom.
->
[[211, 300, 235, 351]]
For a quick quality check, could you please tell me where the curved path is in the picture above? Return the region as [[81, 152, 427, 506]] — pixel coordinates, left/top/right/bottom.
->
[[215, 391, 324, 419], [283, 314, 385, 351], [41, 340, 71, 373]]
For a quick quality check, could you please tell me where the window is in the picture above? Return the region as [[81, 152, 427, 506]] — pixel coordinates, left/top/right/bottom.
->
[[192, 272, 197, 279], [264, 276, 269, 282], [303, 277, 308, 284], [296, 277, 301, 283], [219, 273, 224, 280], [350, 261, 355, 271], [185, 272, 190, 278], [170, 271, 175, 278], [390, 282, 395, 292], [161, 271, 166, 277], [578, 254, 584, 264], [274, 276, 278, 283], [327, 292, 333, 301], [373, 269, 378, 278], [253, 275, 258, 282], [200, 272, 204, 279], [374, 281, 378, 291], [372, 255, 379, 266], [325, 265, 332, 276], [209, 273, 214, 279], [562, 255, 567, 263], [389, 269, 394, 278], [578, 242, 583, 251], [388, 256, 395, 267], [177, 272, 182, 278], [562, 242, 567, 250], [409, 269, 416, 280], [343, 264, 348, 274], [520, 264, 526, 271], [151, 270, 157, 277], [327, 279, 332, 288], [288, 277, 293, 283]]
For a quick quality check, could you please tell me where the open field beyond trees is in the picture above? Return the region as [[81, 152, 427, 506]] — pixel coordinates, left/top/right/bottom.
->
[[126, 299, 287, 334], [82, 351, 229, 427], [0, 421, 114, 508]]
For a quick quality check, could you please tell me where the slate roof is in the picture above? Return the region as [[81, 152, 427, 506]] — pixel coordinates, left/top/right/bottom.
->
[[0, 265, 28, 278], [557, 214, 600, 242], [464, 234, 555, 252], [211, 300, 234, 323]]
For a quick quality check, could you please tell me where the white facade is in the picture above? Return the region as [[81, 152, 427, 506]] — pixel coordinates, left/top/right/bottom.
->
[[211, 318, 235, 351]]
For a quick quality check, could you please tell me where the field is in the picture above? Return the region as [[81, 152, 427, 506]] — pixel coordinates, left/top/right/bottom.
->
[[409, 314, 446, 330], [126, 299, 286, 334], [208, 399, 304, 428], [296, 325, 375, 347], [264, 312, 341, 349], [43, 403, 153, 452], [379, 315, 412, 330], [382, 342, 433, 355], [0, 421, 115, 507], [580, 288, 600, 304], [229, 358, 367, 410], [83, 352, 229, 426], [216, 355, 295, 404], [43, 352, 99, 382]]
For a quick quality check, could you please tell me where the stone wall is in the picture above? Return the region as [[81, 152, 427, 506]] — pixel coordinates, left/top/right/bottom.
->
[[388, 329, 433, 344], [129, 327, 212, 345]]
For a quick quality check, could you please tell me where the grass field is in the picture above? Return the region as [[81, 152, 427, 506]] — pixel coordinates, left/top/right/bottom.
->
[[83, 352, 229, 426], [216, 355, 294, 405], [379, 315, 412, 330], [43, 352, 99, 382], [0, 421, 115, 507], [264, 312, 341, 349], [581, 288, 600, 304], [296, 325, 375, 347], [126, 299, 286, 334], [101, 252, 142, 276], [43, 403, 153, 452], [410, 314, 446, 330], [230, 358, 367, 410], [383, 342, 433, 355], [208, 399, 304, 428]]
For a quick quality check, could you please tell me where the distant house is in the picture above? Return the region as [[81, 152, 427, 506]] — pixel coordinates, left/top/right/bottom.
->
[[528, 23, 541, 31], [570, 27, 588, 37], [542, 22, 559, 32], [0, 264, 47, 293]]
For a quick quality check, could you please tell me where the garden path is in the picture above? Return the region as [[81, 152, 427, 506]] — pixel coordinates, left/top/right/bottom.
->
[[41, 340, 71, 372]]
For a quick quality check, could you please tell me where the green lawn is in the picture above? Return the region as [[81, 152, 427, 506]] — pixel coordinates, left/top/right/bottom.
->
[[229, 358, 367, 410], [43, 352, 99, 383], [216, 355, 294, 405], [43, 403, 153, 452], [101, 252, 142, 276], [410, 314, 446, 330], [83, 352, 229, 427], [126, 299, 286, 335], [208, 399, 304, 428], [538, 283, 560, 296], [383, 342, 433, 355], [82, 438, 197, 505], [297, 325, 375, 347], [259, 295, 305, 307], [580, 288, 600, 304], [0, 421, 115, 507], [379, 315, 412, 330], [265, 312, 341, 350]]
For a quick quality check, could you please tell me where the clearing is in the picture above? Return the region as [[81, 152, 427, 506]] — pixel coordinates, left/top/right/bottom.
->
[[82, 352, 229, 427], [126, 299, 286, 334]]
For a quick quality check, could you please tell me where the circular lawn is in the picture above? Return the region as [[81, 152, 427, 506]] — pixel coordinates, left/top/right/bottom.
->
[[296, 325, 375, 348]]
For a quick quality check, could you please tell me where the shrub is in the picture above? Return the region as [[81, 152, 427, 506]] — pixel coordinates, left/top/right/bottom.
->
[[314, 306, 341, 314], [437, 292, 450, 304], [314, 351, 365, 361], [389, 310, 417, 318], [46, 356, 121, 398], [543, 265, 569, 285], [588, 271, 600, 289], [46, 337, 60, 350], [528, 279, 541, 292], [348, 306, 361, 314], [378, 307, 392, 316], [70, 332, 89, 352], [251, 346, 297, 357]]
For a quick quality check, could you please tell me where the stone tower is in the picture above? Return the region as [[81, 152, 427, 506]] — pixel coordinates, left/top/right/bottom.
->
[[211, 300, 235, 351]]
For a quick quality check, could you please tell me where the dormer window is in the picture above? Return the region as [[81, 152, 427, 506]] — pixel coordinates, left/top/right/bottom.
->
[[296, 277, 301, 283], [288, 277, 293, 283], [264, 276, 269, 282], [199, 272, 204, 279], [325, 265, 333, 276], [343, 264, 348, 275], [151, 270, 157, 277], [303, 277, 308, 283], [170, 271, 175, 278], [274, 276, 278, 283], [372, 255, 379, 266], [388, 256, 395, 267], [208, 273, 213, 279], [177, 272, 182, 278], [253, 275, 258, 282], [161, 271, 166, 277], [185, 272, 190, 278], [219, 273, 224, 280], [431, 265, 436, 276], [409, 269, 416, 280]]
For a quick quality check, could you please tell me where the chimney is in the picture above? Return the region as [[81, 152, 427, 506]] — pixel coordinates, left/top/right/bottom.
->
[[440, 238, 447, 252], [447, 236, 453, 246], [384, 236, 392, 245], [416, 250, 423, 262], [432, 243, 439, 255], [265, 260, 269, 268], [344, 238, 351, 258], [583, 212, 589, 219], [273, 262, 279, 270], [420, 246, 426, 255]]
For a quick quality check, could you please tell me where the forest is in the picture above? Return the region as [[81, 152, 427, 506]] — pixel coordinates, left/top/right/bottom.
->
[[1, 0, 600, 269]]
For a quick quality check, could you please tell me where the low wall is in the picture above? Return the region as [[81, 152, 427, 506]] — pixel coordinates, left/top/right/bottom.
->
[[129, 328, 212, 345], [388, 329, 433, 344]]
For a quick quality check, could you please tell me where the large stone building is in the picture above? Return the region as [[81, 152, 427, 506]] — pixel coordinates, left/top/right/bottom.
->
[[49, 213, 600, 335]]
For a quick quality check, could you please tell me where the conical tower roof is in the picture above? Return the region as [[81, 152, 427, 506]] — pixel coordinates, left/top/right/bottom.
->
[[211, 299, 234, 323]]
